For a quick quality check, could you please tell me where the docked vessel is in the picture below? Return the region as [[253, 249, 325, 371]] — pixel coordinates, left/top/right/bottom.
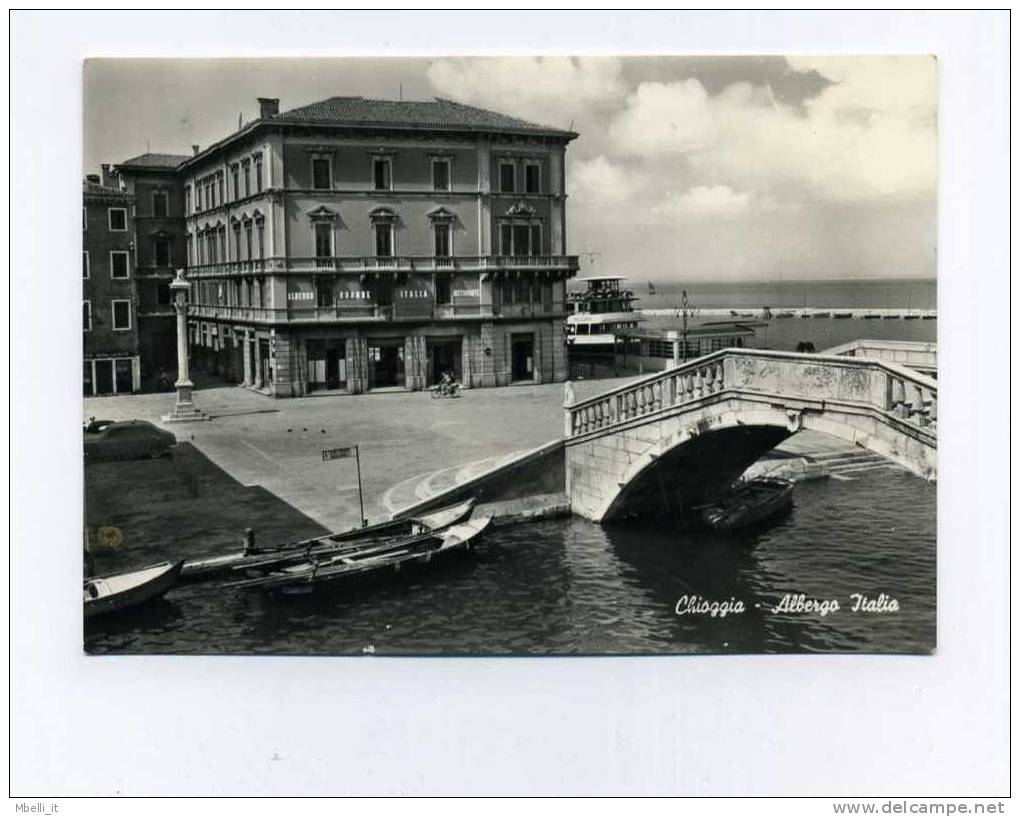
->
[[227, 516, 493, 595], [84, 560, 184, 619], [700, 477, 794, 531], [565, 276, 643, 354], [181, 499, 475, 581]]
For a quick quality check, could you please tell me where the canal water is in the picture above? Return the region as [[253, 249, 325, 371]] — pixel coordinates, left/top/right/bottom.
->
[[85, 468, 935, 656]]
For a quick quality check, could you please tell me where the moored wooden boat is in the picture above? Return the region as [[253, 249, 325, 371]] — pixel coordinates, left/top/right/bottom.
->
[[700, 477, 794, 531], [228, 515, 493, 595], [84, 560, 184, 619], [181, 498, 475, 580]]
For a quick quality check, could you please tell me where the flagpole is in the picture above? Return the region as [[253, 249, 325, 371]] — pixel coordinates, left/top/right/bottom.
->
[[354, 445, 366, 526]]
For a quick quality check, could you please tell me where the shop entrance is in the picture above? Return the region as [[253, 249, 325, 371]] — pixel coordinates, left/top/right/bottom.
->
[[368, 338, 405, 389], [511, 333, 535, 382], [306, 339, 347, 391], [94, 360, 114, 395], [427, 338, 462, 385]]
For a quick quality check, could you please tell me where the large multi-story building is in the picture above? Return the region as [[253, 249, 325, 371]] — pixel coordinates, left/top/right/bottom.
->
[[83, 172, 141, 395], [177, 96, 580, 397]]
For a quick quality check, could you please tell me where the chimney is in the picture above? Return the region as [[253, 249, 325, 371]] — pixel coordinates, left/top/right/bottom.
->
[[192, 144, 200, 156], [100, 163, 115, 187], [258, 97, 279, 119], [86, 173, 100, 184]]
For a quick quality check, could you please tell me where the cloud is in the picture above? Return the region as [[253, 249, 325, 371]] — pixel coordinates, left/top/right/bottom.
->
[[604, 57, 936, 203], [655, 185, 753, 218], [426, 57, 627, 131]]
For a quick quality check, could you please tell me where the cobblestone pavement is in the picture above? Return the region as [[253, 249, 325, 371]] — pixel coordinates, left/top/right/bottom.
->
[[84, 377, 862, 532]]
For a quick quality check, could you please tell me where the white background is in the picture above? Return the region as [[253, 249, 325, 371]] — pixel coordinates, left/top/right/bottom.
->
[[7, 10, 1011, 798]]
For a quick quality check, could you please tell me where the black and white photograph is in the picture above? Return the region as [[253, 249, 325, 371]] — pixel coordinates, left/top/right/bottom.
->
[[8, 9, 1010, 801], [80, 54, 938, 657]]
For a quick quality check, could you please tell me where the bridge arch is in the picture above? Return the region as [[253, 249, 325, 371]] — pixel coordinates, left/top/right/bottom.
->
[[564, 349, 937, 523]]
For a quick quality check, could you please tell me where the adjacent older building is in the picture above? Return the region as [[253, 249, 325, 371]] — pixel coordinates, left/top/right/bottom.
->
[[112, 153, 190, 376], [83, 172, 141, 395], [178, 96, 580, 397]]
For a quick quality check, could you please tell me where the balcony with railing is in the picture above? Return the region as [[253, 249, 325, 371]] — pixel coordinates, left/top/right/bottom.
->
[[188, 297, 567, 326], [186, 254, 579, 278]]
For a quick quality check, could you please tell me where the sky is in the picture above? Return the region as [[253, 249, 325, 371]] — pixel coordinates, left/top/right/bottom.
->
[[84, 56, 937, 283]]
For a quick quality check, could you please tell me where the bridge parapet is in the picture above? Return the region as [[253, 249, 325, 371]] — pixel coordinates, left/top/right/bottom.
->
[[566, 349, 937, 443]]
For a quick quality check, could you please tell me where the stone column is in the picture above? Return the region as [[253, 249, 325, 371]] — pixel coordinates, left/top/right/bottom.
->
[[253, 334, 263, 389], [242, 329, 253, 386], [163, 269, 208, 423]]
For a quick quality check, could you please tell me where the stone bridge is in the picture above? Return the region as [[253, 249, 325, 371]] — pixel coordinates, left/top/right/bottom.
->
[[564, 348, 937, 522]]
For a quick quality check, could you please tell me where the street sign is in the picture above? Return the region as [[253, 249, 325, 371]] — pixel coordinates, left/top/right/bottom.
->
[[321, 444, 366, 526]]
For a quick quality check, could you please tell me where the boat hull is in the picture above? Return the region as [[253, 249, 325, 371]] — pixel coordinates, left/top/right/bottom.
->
[[700, 478, 794, 531], [181, 499, 475, 580], [84, 561, 183, 619]]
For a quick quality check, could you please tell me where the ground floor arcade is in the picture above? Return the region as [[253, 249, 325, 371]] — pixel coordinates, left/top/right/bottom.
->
[[187, 317, 569, 398]]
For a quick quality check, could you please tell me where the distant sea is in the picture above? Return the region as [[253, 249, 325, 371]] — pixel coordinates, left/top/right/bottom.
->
[[635, 278, 937, 311], [584, 278, 940, 353]]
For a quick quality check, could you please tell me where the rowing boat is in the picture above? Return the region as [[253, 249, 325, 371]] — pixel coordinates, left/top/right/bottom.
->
[[227, 515, 492, 595], [700, 477, 794, 531], [181, 498, 475, 580], [84, 560, 183, 619]]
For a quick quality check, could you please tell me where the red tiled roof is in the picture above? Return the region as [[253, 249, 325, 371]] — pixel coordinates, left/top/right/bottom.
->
[[272, 96, 577, 139], [116, 152, 191, 169]]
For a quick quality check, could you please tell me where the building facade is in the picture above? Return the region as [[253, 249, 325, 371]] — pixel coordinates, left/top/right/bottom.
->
[[177, 96, 580, 397], [112, 154, 190, 378], [83, 174, 141, 395]]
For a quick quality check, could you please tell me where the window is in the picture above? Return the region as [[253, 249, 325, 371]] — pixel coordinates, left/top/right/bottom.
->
[[154, 238, 170, 267], [186, 234, 193, 265], [316, 276, 334, 308], [242, 161, 251, 197], [314, 223, 333, 258], [245, 222, 253, 261], [525, 163, 541, 194], [82, 251, 89, 279], [374, 223, 393, 257], [152, 191, 169, 218], [500, 223, 513, 256], [311, 158, 331, 190], [185, 187, 191, 214], [256, 220, 265, 259], [432, 159, 451, 191], [499, 162, 516, 193], [217, 174, 224, 205], [499, 222, 541, 256], [83, 207, 87, 231], [435, 274, 452, 305], [233, 224, 242, 260], [110, 251, 129, 279], [83, 301, 91, 331], [434, 222, 451, 257], [373, 158, 392, 191], [112, 300, 131, 331], [254, 154, 264, 192], [157, 281, 171, 305], [108, 207, 127, 231], [231, 165, 240, 199]]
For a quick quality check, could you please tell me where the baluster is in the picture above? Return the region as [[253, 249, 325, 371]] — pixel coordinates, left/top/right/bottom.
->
[[595, 401, 604, 428], [890, 378, 907, 417], [714, 363, 724, 392], [629, 391, 639, 416], [928, 394, 937, 426], [911, 385, 926, 427], [637, 387, 647, 415], [652, 382, 661, 410], [704, 366, 715, 394], [695, 369, 705, 399]]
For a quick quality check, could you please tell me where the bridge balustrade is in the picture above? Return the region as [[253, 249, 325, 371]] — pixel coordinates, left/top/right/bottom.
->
[[567, 349, 937, 440]]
